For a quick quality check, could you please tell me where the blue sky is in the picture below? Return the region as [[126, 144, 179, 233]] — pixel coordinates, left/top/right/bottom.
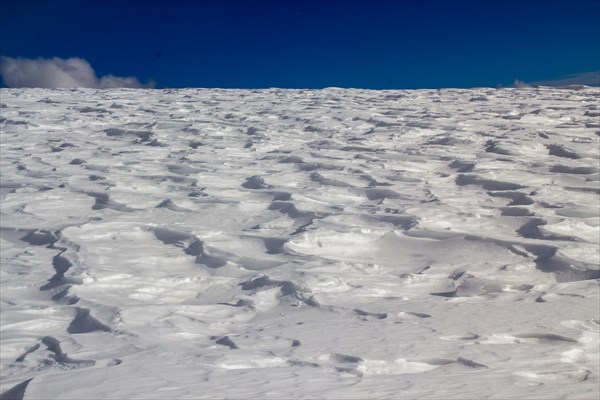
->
[[1, 0, 599, 89]]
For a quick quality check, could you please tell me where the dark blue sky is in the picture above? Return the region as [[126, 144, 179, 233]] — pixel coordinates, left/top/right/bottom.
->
[[1, 0, 599, 89]]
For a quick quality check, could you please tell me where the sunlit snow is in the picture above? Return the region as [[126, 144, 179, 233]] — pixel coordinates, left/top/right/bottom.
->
[[1, 87, 599, 399]]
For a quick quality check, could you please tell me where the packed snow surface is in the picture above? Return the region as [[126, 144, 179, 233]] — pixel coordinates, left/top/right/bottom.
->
[[1, 87, 599, 399]]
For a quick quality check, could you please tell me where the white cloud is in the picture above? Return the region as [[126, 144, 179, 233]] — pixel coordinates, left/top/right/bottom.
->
[[532, 71, 600, 87], [0, 56, 155, 88], [512, 79, 532, 88], [512, 71, 600, 89]]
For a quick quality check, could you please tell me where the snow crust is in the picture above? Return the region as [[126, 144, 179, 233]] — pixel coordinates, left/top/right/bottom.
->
[[1, 87, 599, 399]]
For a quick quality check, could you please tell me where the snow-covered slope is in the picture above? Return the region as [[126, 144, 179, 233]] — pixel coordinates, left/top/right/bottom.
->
[[1, 87, 599, 399]]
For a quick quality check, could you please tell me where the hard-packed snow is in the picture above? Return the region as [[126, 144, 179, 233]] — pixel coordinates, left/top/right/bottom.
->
[[1, 87, 599, 399]]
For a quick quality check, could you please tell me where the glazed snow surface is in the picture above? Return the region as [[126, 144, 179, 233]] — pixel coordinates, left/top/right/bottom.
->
[[1, 87, 599, 399]]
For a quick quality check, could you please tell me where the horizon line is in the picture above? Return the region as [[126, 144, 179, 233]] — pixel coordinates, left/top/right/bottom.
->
[[2, 85, 599, 91]]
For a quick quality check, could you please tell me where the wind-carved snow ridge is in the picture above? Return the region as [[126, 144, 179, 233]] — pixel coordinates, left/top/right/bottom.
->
[[1, 87, 599, 399]]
